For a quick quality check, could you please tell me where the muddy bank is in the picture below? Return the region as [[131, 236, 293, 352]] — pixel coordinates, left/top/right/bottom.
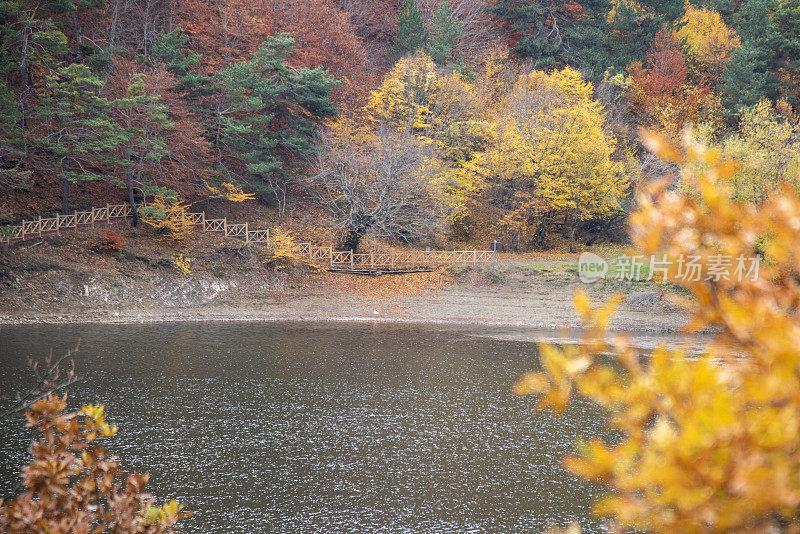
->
[[0, 230, 687, 331], [0, 264, 687, 332]]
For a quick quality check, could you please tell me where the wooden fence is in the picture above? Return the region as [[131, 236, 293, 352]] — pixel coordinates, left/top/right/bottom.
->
[[0, 203, 496, 268]]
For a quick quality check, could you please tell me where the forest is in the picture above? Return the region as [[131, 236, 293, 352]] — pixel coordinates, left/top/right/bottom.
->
[[1, 0, 799, 253], [5, 2, 800, 533]]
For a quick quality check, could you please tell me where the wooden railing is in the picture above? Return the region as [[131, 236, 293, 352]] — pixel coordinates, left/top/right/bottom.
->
[[1, 203, 496, 269]]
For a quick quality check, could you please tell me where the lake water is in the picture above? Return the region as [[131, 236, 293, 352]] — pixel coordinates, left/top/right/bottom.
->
[[0, 322, 613, 533]]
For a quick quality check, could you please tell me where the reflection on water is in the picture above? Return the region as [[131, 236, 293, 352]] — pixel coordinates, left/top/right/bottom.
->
[[0, 322, 613, 533]]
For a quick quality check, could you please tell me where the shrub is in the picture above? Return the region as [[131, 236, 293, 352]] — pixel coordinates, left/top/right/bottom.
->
[[89, 228, 126, 252], [0, 394, 188, 533], [140, 196, 194, 242]]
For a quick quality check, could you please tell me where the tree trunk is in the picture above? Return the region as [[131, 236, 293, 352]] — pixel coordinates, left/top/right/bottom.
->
[[61, 178, 70, 215], [127, 172, 139, 227], [343, 229, 362, 252], [569, 223, 577, 253], [18, 22, 30, 136]]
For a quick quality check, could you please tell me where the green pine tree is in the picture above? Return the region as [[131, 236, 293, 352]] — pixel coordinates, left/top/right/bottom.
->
[[218, 34, 338, 211], [150, 27, 213, 98], [764, 0, 800, 106], [394, 0, 427, 59], [426, 2, 462, 65], [0, 80, 29, 189], [111, 74, 175, 226], [721, 42, 777, 115], [32, 63, 121, 214]]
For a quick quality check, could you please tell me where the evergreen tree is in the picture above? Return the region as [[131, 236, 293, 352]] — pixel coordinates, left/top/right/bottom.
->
[[0, 80, 28, 189], [491, 0, 614, 74], [150, 27, 212, 98], [32, 63, 121, 214], [764, 0, 800, 106], [720, 42, 777, 115], [111, 74, 175, 226], [604, 0, 676, 73], [394, 0, 426, 59], [218, 34, 338, 211], [426, 1, 462, 65]]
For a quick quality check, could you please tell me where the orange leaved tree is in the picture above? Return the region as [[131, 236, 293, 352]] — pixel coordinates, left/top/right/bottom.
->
[[0, 394, 188, 533], [516, 132, 800, 532]]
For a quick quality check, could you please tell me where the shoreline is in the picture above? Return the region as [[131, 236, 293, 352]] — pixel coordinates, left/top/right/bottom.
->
[[0, 312, 681, 331], [0, 292, 689, 333], [0, 232, 688, 334]]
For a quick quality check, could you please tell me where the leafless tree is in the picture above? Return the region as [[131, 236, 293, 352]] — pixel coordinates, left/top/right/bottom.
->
[[313, 126, 447, 250], [415, 0, 499, 58], [1, 344, 79, 420]]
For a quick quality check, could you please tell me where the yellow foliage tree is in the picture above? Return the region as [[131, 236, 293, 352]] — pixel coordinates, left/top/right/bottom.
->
[[203, 181, 256, 202], [470, 43, 518, 115], [722, 99, 800, 201], [263, 227, 308, 271], [456, 67, 627, 250], [686, 99, 800, 202], [437, 120, 498, 242], [366, 51, 475, 143], [516, 133, 800, 532], [140, 196, 194, 241], [676, 4, 741, 81]]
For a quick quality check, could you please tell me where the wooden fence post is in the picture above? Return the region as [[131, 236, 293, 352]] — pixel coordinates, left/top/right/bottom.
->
[[245, 222, 249, 243], [200, 211, 205, 229], [266, 228, 270, 247], [473, 249, 477, 266], [350, 250, 354, 269], [106, 204, 111, 223], [223, 218, 228, 236], [370, 251, 374, 269], [55, 215, 60, 235], [452, 249, 456, 264]]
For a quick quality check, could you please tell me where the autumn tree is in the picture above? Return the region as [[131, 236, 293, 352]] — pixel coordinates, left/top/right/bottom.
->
[[688, 99, 800, 201], [0, 394, 188, 533], [270, 0, 373, 108], [436, 119, 497, 242], [367, 51, 475, 143], [454, 68, 626, 251], [514, 68, 626, 251], [628, 28, 718, 137], [675, 4, 741, 82], [313, 119, 447, 250], [515, 132, 800, 532]]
